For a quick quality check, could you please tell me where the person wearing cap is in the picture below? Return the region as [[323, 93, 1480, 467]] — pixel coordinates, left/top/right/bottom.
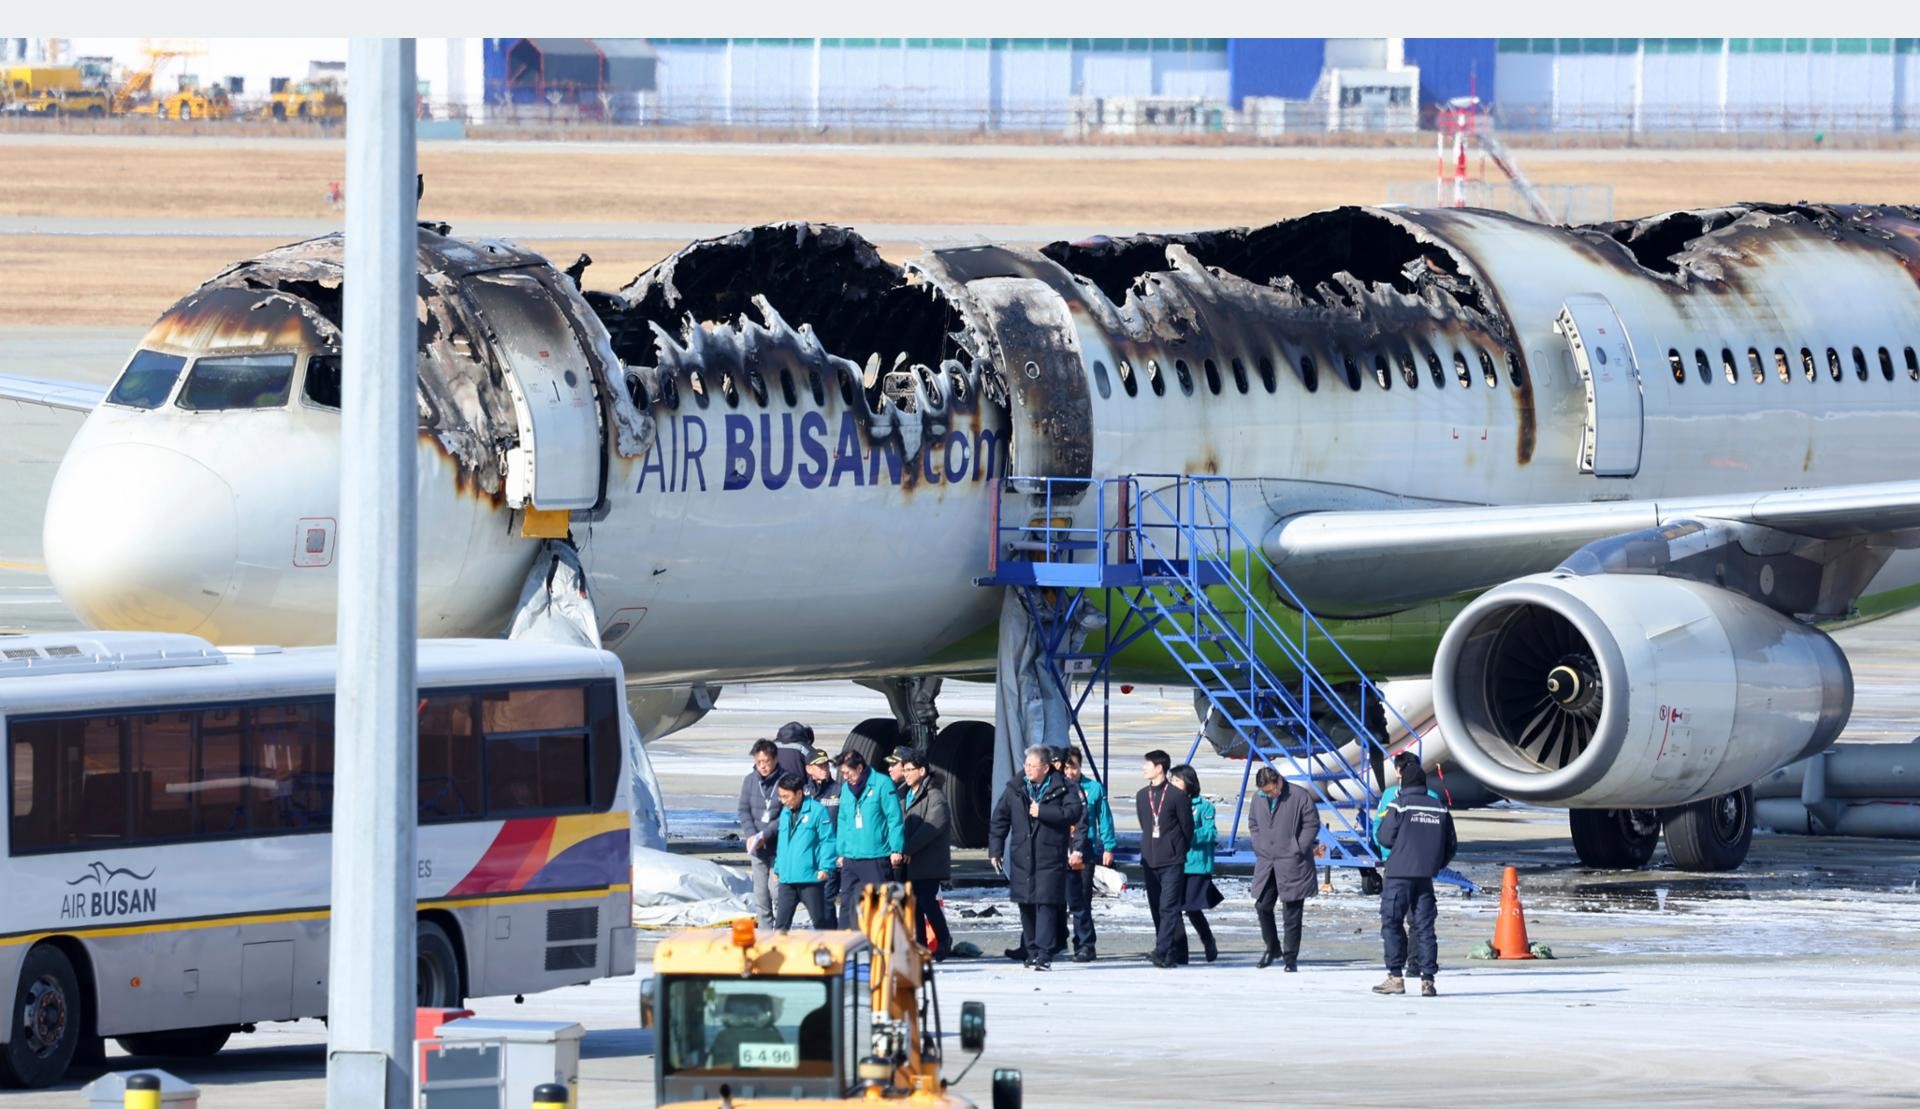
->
[[803, 748, 842, 926], [834, 749, 905, 928], [1057, 747, 1115, 962], [769, 773, 836, 930], [737, 738, 784, 928], [885, 745, 915, 792], [1373, 756, 1457, 998], [895, 751, 955, 959]]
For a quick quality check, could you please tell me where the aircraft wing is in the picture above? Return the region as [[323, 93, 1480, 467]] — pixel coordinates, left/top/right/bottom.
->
[[0, 374, 106, 414], [1264, 479, 1920, 616]]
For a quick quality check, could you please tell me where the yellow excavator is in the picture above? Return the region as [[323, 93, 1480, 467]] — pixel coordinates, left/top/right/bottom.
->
[[647, 883, 1021, 1107]]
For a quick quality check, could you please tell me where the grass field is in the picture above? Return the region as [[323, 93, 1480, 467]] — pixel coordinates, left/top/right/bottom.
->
[[3, 139, 1918, 327]]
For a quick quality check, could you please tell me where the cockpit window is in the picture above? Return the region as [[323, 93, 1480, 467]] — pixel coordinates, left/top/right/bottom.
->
[[304, 354, 342, 409], [177, 353, 297, 411], [106, 350, 187, 409]]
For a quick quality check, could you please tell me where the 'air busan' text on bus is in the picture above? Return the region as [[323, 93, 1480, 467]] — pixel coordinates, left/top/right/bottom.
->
[[636, 412, 1006, 494]]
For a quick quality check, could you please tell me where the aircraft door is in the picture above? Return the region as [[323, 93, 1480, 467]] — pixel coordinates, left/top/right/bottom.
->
[[465, 270, 603, 511], [1556, 293, 1644, 479]]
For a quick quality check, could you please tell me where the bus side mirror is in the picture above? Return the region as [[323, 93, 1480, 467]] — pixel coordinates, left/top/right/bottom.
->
[[959, 1001, 986, 1052], [639, 976, 655, 1029], [992, 1068, 1023, 1109]]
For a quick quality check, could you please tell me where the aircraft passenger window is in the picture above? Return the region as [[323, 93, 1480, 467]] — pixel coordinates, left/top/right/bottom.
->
[[837, 370, 856, 409], [659, 375, 680, 410], [1202, 359, 1221, 395], [1091, 360, 1112, 399], [107, 349, 187, 409], [1341, 353, 1362, 392], [1421, 345, 1444, 388], [1452, 351, 1471, 389], [1256, 356, 1276, 393], [1398, 350, 1420, 389], [721, 372, 741, 408], [625, 372, 650, 410], [1851, 347, 1868, 381], [807, 370, 825, 406], [1373, 354, 1392, 390], [1720, 348, 1738, 385], [1117, 360, 1138, 397], [1801, 348, 1817, 382], [1878, 348, 1895, 381], [1668, 349, 1685, 385], [778, 369, 797, 407], [1297, 354, 1319, 393], [1146, 360, 1166, 396], [1773, 348, 1790, 384], [1229, 357, 1249, 394], [1747, 348, 1765, 385], [1826, 348, 1842, 382], [1693, 349, 1712, 384], [1506, 351, 1526, 388], [1477, 348, 1497, 388], [1906, 347, 1919, 381], [1172, 359, 1193, 396], [304, 354, 342, 409], [177, 352, 297, 411], [688, 370, 710, 407]]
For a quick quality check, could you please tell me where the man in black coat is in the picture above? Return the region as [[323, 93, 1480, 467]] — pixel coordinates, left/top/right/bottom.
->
[[1374, 757, 1458, 998], [988, 744, 1086, 970], [1248, 765, 1322, 970], [896, 752, 955, 959], [1134, 748, 1192, 969]]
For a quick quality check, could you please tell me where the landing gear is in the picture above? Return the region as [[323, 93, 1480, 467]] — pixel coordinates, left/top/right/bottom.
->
[[929, 721, 995, 848], [1569, 808, 1661, 869], [840, 717, 899, 768], [1663, 786, 1754, 872]]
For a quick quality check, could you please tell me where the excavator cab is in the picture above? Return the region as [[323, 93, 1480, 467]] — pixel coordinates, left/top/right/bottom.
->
[[648, 888, 1020, 1106]]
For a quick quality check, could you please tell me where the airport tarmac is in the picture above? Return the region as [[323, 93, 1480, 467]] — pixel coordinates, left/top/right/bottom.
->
[[3, 327, 1919, 1104]]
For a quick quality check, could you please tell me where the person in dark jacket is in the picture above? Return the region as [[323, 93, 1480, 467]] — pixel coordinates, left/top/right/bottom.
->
[[1171, 764, 1219, 963], [896, 752, 955, 958], [736, 739, 784, 927], [1373, 757, 1458, 997], [988, 745, 1086, 970], [772, 721, 816, 777], [802, 748, 841, 927], [1248, 764, 1322, 970], [1134, 749, 1192, 969], [834, 749, 905, 928], [768, 774, 837, 930], [1056, 747, 1116, 962]]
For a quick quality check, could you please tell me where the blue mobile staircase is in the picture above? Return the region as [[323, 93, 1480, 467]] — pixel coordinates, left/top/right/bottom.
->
[[983, 474, 1469, 887]]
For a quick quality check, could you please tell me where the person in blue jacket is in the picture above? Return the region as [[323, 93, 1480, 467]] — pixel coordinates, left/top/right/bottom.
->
[[1172, 764, 1219, 964], [1055, 747, 1116, 962], [833, 749, 904, 928], [769, 774, 837, 930], [1372, 750, 1441, 859]]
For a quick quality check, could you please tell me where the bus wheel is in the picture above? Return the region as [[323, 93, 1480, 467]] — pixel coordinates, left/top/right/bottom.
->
[[115, 1026, 231, 1058], [417, 921, 463, 1009], [0, 945, 83, 1088]]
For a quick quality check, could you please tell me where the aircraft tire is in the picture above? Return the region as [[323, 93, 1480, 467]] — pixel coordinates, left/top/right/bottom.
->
[[1662, 786, 1754, 872], [929, 720, 995, 849], [1568, 808, 1659, 869], [841, 717, 898, 771], [115, 1025, 232, 1058]]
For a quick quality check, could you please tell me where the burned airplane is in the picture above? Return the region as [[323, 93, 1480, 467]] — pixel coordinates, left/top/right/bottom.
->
[[16, 202, 1920, 871]]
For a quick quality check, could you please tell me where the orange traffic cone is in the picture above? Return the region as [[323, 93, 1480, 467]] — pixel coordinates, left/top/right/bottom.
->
[[1492, 865, 1536, 960]]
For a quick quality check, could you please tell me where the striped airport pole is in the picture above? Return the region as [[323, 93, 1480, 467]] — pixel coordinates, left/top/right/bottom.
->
[[532, 1082, 570, 1108], [123, 1073, 161, 1109]]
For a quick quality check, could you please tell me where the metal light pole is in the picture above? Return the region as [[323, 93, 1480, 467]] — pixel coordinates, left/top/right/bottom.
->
[[327, 37, 419, 1109]]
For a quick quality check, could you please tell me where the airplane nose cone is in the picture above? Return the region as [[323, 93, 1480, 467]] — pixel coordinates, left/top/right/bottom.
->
[[44, 443, 237, 635]]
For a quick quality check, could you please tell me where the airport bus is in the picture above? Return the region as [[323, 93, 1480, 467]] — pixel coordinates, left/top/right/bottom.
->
[[0, 632, 637, 1088]]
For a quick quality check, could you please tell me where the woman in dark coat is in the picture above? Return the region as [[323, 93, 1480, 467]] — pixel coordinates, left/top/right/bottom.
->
[[988, 745, 1087, 969], [1171, 764, 1218, 964], [1247, 763, 1322, 970]]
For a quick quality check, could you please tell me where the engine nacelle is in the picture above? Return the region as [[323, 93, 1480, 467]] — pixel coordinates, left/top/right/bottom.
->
[[1433, 573, 1852, 809]]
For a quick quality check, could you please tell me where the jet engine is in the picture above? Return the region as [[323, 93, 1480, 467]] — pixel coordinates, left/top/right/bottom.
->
[[1432, 572, 1852, 810]]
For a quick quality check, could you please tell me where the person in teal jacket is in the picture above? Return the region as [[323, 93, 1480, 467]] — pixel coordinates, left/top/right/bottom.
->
[[1172, 764, 1219, 963], [1056, 747, 1116, 961], [769, 774, 837, 930], [833, 749, 905, 928]]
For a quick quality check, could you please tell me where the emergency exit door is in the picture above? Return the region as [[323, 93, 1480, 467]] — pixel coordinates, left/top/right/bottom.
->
[[1557, 293, 1644, 478], [467, 271, 603, 511]]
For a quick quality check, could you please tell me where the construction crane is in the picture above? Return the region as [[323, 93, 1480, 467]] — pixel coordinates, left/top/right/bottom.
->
[[646, 883, 1022, 1107], [1437, 95, 1557, 224]]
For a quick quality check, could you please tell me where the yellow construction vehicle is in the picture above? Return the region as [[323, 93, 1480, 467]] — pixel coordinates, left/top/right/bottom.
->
[[262, 77, 345, 121], [646, 884, 1021, 1107], [148, 80, 231, 121], [1, 65, 110, 117]]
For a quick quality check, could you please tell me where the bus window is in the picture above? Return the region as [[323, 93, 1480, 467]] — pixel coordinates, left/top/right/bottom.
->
[[250, 701, 331, 830], [193, 707, 248, 837], [10, 716, 126, 852], [419, 695, 482, 823], [11, 740, 30, 821], [481, 686, 585, 734], [486, 731, 588, 814], [129, 712, 195, 842]]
